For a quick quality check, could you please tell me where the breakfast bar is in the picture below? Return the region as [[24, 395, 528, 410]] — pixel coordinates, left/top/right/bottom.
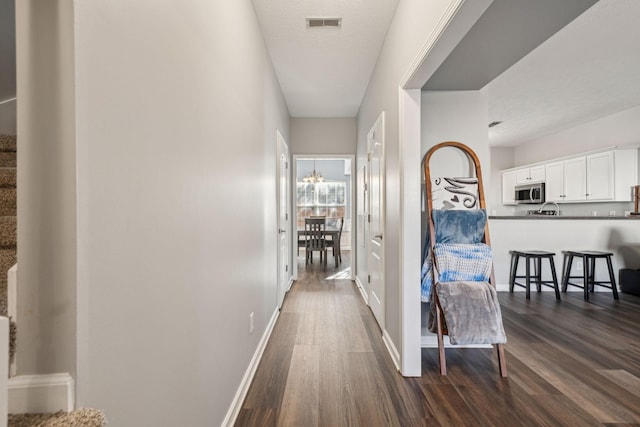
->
[[488, 216, 640, 292]]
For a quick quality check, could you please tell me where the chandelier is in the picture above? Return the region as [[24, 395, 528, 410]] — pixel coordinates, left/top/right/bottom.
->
[[302, 160, 324, 183]]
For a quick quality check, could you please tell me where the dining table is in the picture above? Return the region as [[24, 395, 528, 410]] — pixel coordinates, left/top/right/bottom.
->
[[297, 227, 341, 267]]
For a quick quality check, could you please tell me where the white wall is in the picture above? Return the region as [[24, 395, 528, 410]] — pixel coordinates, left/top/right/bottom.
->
[[421, 90, 489, 177], [16, 0, 77, 377], [513, 104, 640, 165], [356, 0, 460, 353], [73, 1, 289, 425], [290, 117, 356, 155]]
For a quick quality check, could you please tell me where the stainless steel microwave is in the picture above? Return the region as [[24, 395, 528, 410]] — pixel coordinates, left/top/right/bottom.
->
[[514, 182, 545, 204]]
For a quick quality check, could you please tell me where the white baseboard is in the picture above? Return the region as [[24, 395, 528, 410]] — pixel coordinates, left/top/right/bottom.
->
[[8, 373, 74, 413], [382, 329, 401, 371], [354, 276, 368, 304], [222, 307, 280, 427], [8, 264, 17, 377], [0, 317, 8, 427], [421, 333, 491, 348], [496, 283, 612, 292]]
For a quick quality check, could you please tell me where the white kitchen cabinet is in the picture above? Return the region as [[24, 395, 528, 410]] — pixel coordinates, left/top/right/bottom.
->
[[515, 165, 545, 184], [504, 147, 638, 205], [586, 151, 614, 201], [612, 149, 638, 201], [544, 157, 586, 202], [563, 156, 587, 202], [544, 161, 564, 202], [502, 170, 518, 205]]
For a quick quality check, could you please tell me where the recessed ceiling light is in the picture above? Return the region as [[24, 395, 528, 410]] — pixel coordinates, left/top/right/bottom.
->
[[306, 18, 342, 28], [488, 121, 503, 128]]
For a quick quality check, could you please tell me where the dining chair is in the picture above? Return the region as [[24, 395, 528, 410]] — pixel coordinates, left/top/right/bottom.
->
[[325, 216, 344, 266], [304, 217, 327, 266]]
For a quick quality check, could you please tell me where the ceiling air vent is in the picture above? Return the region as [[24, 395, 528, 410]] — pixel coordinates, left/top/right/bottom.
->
[[306, 18, 342, 28]]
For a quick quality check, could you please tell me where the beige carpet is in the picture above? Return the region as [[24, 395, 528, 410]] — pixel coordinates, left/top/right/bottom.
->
[[8, 408, 106, 427]]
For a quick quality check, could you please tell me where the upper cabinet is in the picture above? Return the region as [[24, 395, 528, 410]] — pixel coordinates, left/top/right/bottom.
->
[[585, 151, 614, 201], [502, 148, 638, 205], [544, 157, 586, 202], [502, 170, 518, 205], [611, 149, 638, 201], [515, 165, 545, 184]]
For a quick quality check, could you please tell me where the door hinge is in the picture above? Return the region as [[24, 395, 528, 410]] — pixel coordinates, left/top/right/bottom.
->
[[285, 161, 288, 169], [368, 153, 371, 162], [364, 183, 368, 192], [286, 264, 288, 272], [368, 214, 371, 223], [285, 213, 288, 221], [367, 274, 371, 283]]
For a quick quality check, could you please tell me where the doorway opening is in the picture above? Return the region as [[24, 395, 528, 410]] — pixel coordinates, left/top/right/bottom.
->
[[293, 156, 354, 280]]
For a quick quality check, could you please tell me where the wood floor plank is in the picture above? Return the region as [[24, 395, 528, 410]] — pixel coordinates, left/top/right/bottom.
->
[[237, 255, 640, 426], [277, 344, 320, 427], [241, 311, 300, 409]]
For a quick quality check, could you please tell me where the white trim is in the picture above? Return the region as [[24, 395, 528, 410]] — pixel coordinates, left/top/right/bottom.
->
[[397, 0, 495, 379], [382, 329, 401, 372], [399, 0, 466, 88], [367, 112, 386, 330], [0, 317, 8, 427], [398, 89, 422, 377], [0, 98, 17, 106], [221, 307, 280, 427], [277, 130, 292, 309], [354, 276, 369, 304], [8, 264, 17, 377], [421, 333, 492, 349], [498, 284, 599, 293], [8, 373, 75, 413], [292, 154, 356, 282]]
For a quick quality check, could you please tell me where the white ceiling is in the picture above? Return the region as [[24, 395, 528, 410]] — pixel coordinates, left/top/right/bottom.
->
[[486, 0, 640, 146], [252, 0, 399, 118], [254, 0, 640, 148]]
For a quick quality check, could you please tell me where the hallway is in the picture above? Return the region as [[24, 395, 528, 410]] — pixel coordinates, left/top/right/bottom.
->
[[236, 252, 426, 425], [236, 255, 640, 426]]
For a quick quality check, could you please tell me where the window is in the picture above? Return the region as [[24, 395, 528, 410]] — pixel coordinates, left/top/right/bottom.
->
[[296, 181, 346, 228]]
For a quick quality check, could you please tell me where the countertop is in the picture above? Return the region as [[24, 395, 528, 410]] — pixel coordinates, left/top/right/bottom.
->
[[489, 215, 640, 220]]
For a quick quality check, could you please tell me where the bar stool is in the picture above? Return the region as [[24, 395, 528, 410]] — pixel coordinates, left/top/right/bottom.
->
[[509, 250, 561, 300], [561, 251, 619, 301]]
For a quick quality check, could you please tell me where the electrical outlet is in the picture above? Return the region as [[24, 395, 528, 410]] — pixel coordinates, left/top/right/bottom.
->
[[609, 210, 616, 216], [249, 312, 255, 334]]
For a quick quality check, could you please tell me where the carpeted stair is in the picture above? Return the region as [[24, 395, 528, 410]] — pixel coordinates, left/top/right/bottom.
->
[[0, 133, 17, 361], [8, 408, 107, 426], [0, 136, 106, 425]]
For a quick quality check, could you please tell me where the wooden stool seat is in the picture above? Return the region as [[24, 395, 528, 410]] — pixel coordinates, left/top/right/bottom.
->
[[509, 250, 561, 300], [561, 250, 618, 301]]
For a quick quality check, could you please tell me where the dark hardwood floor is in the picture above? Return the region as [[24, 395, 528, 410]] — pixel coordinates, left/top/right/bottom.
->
[[236, 253, 640, 426]]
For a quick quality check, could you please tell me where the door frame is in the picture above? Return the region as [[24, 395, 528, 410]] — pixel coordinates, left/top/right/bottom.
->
[[292, 154, 356, 281], [366, 113, 386, 330], [276, 130, 292, 308], [396, 0, 489, 376]]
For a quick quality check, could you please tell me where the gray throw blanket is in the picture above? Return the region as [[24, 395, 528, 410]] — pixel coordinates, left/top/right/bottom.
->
[[434, 280, 506, 345]]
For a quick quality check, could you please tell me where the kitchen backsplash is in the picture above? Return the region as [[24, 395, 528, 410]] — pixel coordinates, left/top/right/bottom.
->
[[491, 201, 635, 217]]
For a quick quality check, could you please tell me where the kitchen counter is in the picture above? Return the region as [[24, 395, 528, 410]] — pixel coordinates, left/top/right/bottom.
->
[[489, 215, 640, 220], [487, 217, 640, 290]]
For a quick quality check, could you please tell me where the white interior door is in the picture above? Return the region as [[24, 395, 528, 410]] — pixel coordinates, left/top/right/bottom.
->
[[368, 113, 385, 329], [277, 131, 291, 307]]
